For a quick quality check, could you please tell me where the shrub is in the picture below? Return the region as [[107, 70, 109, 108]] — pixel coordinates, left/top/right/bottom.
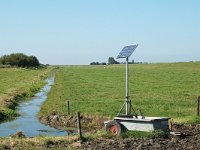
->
[[0, 53, 40, 68]]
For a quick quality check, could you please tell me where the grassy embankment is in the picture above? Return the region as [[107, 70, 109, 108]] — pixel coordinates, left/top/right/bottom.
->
[[40, 62, 200, 123], [0, 67, 51, 122], [0, 136, 79, 150]]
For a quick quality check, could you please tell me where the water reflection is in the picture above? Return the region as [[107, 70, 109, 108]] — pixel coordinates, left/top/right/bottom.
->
[[0, 76, 68, 137]]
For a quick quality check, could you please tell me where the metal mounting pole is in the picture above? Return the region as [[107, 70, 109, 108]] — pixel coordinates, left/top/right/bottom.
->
[[116, 44, 138, 116], [126, 57, 129, 115]]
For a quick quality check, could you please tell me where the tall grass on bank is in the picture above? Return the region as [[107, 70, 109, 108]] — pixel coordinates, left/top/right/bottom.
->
[[40, 62, 200, 123], [0, 67, 51, 121], [0, 135, 79, 150]]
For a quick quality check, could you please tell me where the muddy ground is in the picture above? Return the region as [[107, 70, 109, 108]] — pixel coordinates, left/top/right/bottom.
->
[[39, 112, 107, 130], [81, 124, 200, 150], [40, 114, 200, 150]]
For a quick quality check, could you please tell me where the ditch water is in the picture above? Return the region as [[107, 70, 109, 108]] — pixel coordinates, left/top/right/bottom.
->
[[0, 76, 68, 137]]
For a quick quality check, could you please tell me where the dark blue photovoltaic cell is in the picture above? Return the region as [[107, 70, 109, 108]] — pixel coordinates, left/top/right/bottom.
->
[[117, 45, 138, 58]]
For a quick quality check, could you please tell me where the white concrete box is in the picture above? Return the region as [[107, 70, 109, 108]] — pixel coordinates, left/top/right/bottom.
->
[[113, 116, 170, 131]]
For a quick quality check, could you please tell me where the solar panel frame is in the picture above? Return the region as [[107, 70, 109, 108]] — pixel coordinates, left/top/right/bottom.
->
[[117, 44, 138, 59]]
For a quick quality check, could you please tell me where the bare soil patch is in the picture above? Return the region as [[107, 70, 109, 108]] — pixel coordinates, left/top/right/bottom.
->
[[81, 123, 200, 150], [39, 114, 200, 149]]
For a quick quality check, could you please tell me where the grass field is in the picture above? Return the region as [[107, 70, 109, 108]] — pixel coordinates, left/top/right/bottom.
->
[[40, 62, 200, 123], [0, 67, 51, 121]]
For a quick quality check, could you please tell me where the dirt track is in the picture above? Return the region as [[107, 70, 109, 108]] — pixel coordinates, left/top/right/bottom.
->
[[81, 124, 200, 150]]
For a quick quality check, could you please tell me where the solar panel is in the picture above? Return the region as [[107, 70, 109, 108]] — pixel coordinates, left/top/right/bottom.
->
[[117, 45, 138, 59]]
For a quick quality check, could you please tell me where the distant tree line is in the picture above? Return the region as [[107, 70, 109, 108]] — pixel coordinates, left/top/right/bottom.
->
[[90, 57, 119, 65], [0, 53, 40, 68], [120, 60, 149, 64], [133, 62, 148, 64], [90, 62, 107, 65], [90, 57, 148, 65], [108, 57, 119, 65]]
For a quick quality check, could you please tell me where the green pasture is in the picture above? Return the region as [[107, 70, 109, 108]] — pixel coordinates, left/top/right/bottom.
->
[[40, 62, 200, 123]]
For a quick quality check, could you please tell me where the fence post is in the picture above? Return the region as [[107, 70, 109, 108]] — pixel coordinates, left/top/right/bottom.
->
[[197, 96, 200, 116], [77, 112, 82, 140], [67, 100, 70, 115]]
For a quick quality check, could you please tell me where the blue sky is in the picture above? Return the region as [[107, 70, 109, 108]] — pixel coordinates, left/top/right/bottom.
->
[[0, 0, 199, 65]]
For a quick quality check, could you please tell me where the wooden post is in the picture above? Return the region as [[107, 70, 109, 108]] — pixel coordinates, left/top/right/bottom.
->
[[67, 100, 70, 115], [77, 112, 82, 140], [197, 96, 200, 116]]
